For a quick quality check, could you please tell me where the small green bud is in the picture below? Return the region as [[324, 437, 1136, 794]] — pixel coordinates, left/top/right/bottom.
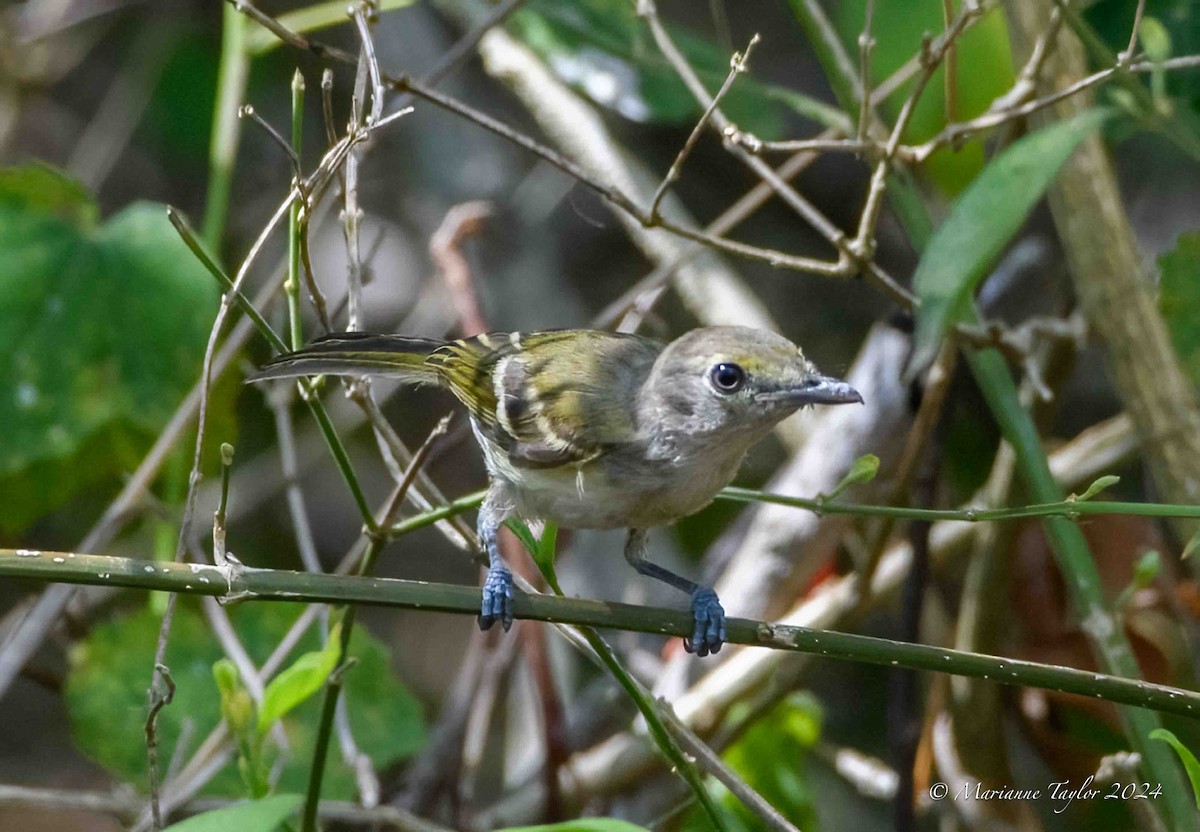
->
[[213, 658, 255, 738], [220, 442, 235, 467], [1140, 17, 1172, 63]]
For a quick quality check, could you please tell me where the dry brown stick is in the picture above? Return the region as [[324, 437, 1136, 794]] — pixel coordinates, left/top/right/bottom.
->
[[429, 201, 494, 337]]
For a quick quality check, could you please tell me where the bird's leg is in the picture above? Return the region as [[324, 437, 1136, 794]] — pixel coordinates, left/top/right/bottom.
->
[[623, 529, 726, 656], [477, 490, 514, 632]]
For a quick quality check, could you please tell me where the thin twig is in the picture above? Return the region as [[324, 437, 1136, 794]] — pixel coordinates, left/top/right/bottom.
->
[[649, 33, 760, 220], [239, 103, 301, 178], [1121, 0, 1148, 65], [351, 4, 386, 125]]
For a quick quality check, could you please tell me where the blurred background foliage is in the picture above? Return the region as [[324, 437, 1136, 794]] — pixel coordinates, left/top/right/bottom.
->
[[1, 0, 1200, 831]]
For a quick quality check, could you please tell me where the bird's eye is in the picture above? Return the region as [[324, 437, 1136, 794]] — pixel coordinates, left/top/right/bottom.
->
[[710, 362, 746, 393]]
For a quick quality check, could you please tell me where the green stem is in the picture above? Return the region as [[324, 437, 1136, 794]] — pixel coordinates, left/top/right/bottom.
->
[[204, 3, 249, 250], [535, 534, 728, 831], [387, 490, 486, 538], [719, 488, 1200, 522], [169, 209, 377, 532], [301, 587, 362, 832], [5, 547, 1200, 722], [303, 503, 397, 830]]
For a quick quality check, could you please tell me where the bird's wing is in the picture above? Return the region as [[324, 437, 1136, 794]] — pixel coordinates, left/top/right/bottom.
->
[[431, 330, 661, 468]]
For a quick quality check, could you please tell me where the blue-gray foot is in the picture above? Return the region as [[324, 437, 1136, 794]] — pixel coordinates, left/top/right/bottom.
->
[[479, 564, 514, 632], [685, 587, 726, 656]]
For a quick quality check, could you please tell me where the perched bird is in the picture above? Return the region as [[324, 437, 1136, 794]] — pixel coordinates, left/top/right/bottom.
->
[[252, 326, 862, 655]]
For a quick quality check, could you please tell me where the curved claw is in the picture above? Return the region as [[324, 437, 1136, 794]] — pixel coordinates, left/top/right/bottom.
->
[[684, 586, 726, 657], [478, 565, 514, 632]]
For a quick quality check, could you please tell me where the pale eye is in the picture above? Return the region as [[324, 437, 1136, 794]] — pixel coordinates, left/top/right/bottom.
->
[[710, 362, 745, 393]]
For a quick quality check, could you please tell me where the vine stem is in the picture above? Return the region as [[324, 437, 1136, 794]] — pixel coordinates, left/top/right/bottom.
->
[[4, 548, 1200, 723]]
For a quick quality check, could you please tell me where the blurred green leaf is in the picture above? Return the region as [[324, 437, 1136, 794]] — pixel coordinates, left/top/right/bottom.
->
[[0, 163, 97, 225], [684, 692, 822, 831], [907, 110, 1109, 378], [0, 164, 218, 533], [1150, 728, 1200, 808], [1158, 231, 1200, 387], [498, 822, 652, 832], [66, 604, 424, 800], [214, 658, 256, 740], [829, 0, 1015, 194], [510, 0, 846, 135], [1133, 550, 1162, 589], [1183, 529, 1200, 560], [257, 624, 341, 735], [163, 794, 302, 832], [1140, 16, 1173, 62]]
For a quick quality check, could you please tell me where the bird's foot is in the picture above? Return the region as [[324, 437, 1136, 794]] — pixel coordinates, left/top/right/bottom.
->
[[478, 564, 514, 632], [684, 586, 726, 657]]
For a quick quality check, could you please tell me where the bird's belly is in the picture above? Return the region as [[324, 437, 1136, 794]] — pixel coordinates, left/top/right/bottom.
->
[[471, 418, 748, 530], [506, 455, 739, 530]]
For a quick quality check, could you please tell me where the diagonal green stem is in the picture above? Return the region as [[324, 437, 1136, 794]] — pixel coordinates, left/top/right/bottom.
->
[[967, 343, 1194, 829]]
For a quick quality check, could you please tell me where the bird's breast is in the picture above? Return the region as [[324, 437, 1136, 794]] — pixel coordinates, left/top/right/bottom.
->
[[473, 420, 750, 529]]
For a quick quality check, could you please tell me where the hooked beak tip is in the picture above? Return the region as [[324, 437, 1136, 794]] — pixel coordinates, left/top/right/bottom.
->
[[768, 376, 864, 407]]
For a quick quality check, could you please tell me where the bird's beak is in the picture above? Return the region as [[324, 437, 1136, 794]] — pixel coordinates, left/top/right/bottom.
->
[[759, 375, 864, 406]]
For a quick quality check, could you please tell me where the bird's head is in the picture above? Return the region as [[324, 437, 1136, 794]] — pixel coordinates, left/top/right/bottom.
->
[[642, 326, 862, 447]]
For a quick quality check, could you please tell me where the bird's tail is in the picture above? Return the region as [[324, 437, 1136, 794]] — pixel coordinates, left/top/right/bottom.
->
[[249, 333, 449, 385]]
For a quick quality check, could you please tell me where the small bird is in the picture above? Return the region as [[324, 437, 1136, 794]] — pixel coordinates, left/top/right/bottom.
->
[[252, 326, 862, 655]]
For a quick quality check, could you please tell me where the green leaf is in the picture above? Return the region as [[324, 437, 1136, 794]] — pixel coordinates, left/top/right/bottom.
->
[[213, 659, 256, 740], [507, 519, 562, 591], [532, 522, 559, 580], [1140, 17, 1173, 62], [0, 163, 97, 225], [907, 110, 1110, 378], [1183, 529, 1200, 560], [684, 692, 822, 831], [1159, 231, 1200, 388], [66, 604, 424, 800], [1071, 474, 1121, 502], [825, 454, 880, 502], [1150, 729, 1200, 808], [510, 0, 846, 135], [827, 0, 1015, 195], [257, 625, 341, 734], [498, 822, 652, 832], [0, 164, 218, 532], [505, 518, 540, 558], [163, 794, 302, 832], [1133, 550, 1162, 589]]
